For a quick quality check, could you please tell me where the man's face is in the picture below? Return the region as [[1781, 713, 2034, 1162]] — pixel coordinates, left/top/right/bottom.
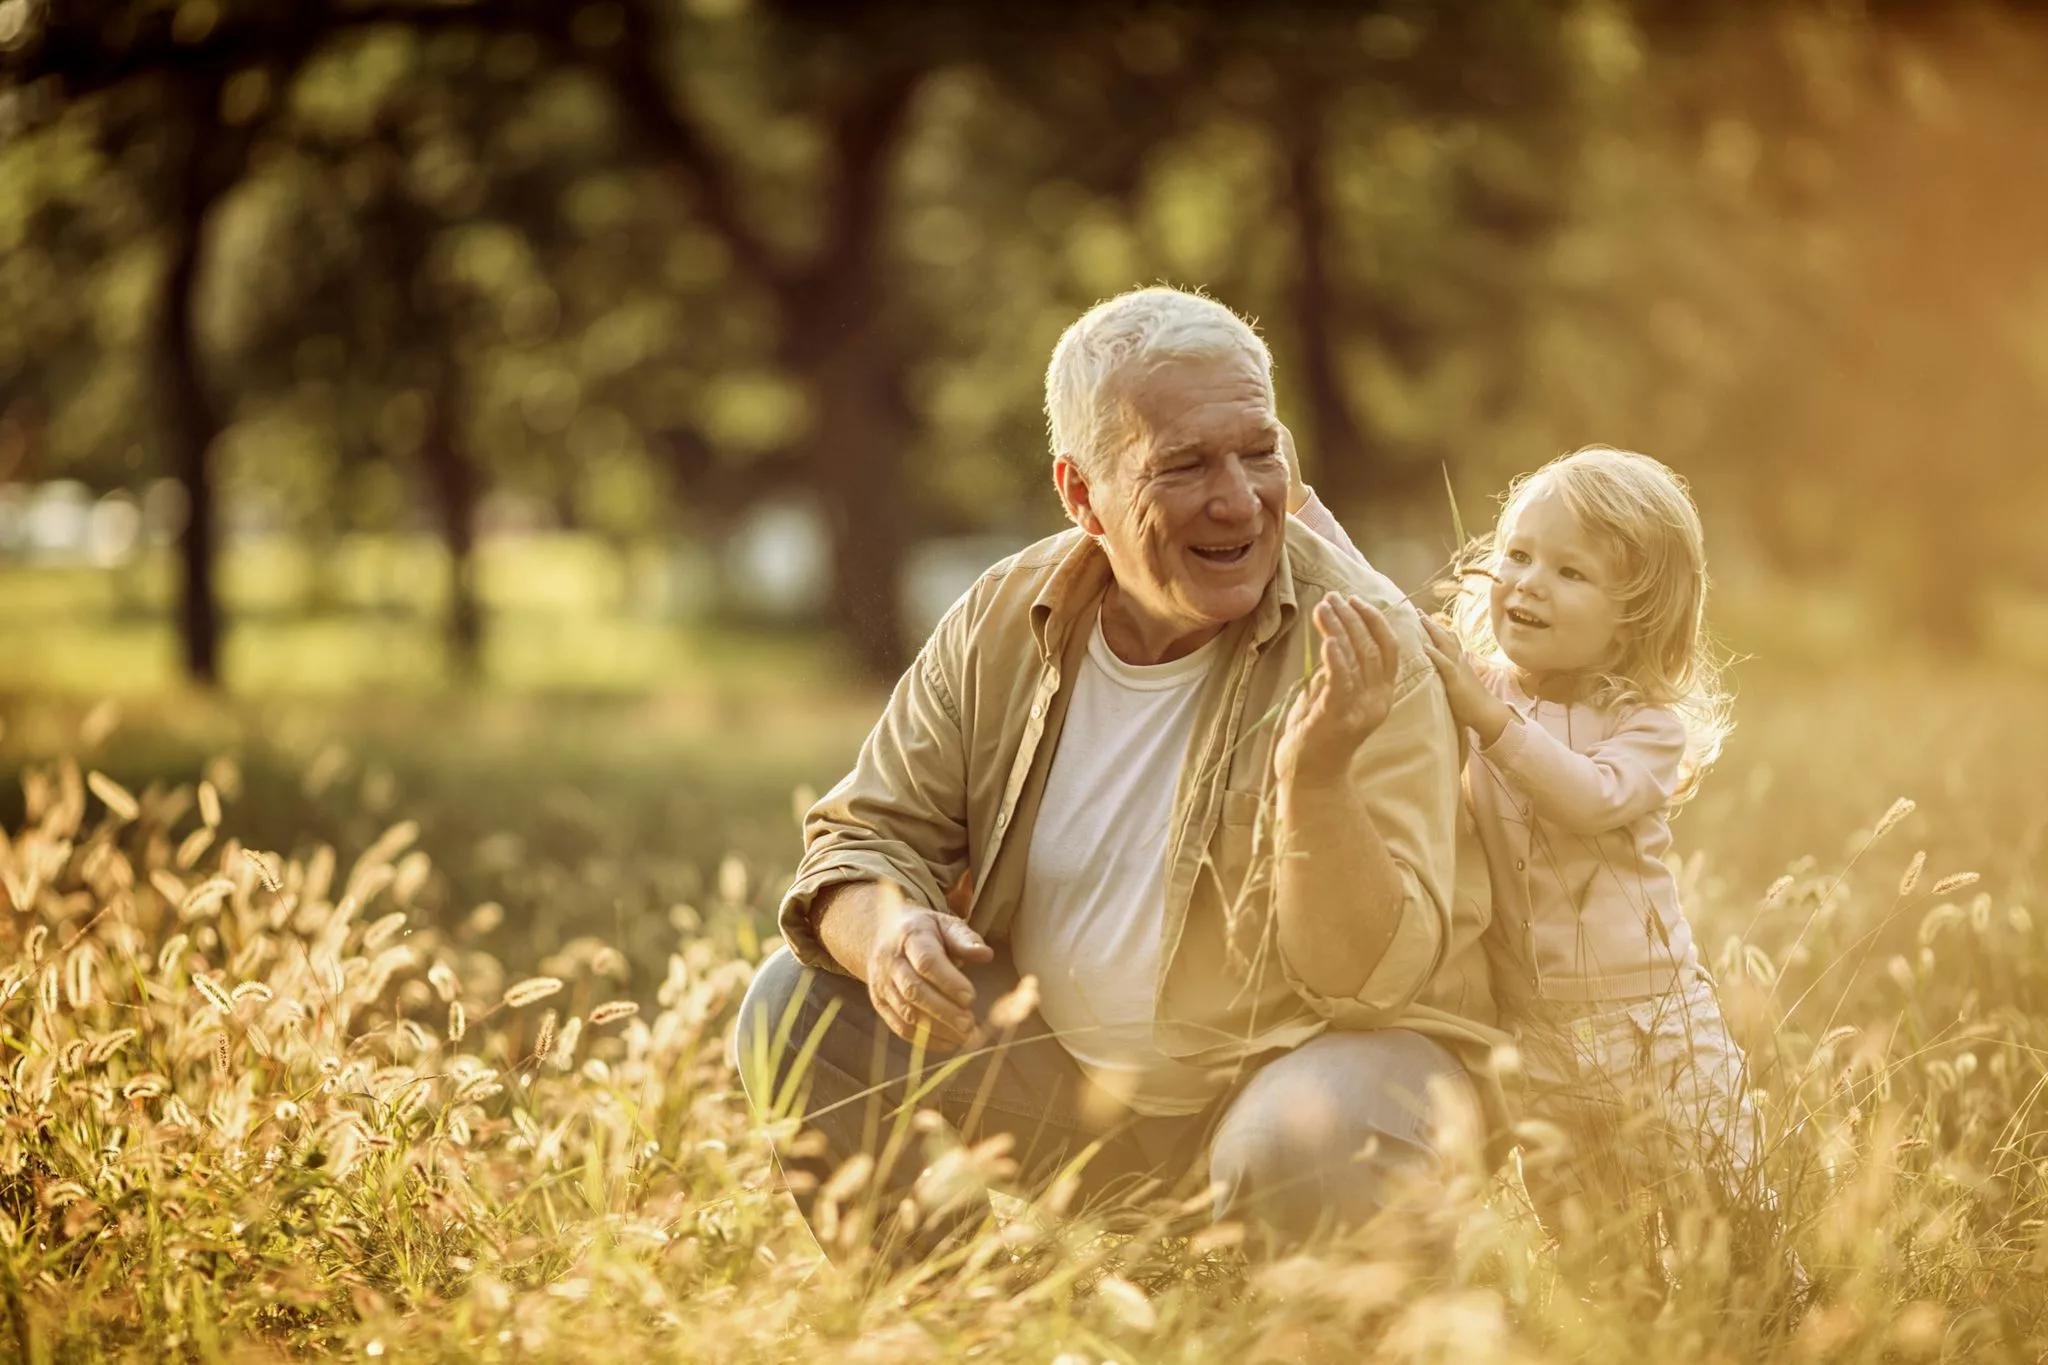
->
[[1056, 352, 1288, 662]]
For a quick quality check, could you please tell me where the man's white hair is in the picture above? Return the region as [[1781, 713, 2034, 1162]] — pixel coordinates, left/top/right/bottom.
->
[[1044, 286, 1274, 477]]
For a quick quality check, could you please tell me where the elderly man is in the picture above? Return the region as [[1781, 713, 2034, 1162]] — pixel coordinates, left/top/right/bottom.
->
[[736, 286, 1500, 1256]]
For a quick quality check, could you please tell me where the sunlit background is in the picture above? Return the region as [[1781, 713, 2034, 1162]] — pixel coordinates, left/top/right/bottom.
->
[[5, 3, 2048, 1357]]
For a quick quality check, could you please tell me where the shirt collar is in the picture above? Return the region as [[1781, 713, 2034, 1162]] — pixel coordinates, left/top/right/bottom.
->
[[1029, 531, 1299, 664]]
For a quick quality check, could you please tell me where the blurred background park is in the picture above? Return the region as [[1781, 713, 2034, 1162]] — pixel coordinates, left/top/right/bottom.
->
[[2, 0, 2046, 961]]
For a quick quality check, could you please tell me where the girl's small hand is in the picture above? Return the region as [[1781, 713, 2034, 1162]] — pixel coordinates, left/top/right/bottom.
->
[[1419, 615, 1510, 743]]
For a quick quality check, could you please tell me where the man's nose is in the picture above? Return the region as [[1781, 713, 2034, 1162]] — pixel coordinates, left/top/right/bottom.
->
[[1207, 457, 1261, 521]]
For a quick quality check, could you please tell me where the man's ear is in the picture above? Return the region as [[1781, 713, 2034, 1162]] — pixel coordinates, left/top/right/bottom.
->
[[1053, 456, 1106, 536]]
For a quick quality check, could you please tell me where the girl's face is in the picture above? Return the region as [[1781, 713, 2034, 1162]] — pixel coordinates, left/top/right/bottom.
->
[[1489, 485, 1625, 690]]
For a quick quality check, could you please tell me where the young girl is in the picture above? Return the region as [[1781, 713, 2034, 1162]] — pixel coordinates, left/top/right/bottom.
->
[[1293, 444, 1770, 1250]]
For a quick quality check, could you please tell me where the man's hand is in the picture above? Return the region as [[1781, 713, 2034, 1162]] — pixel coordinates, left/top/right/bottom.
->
[[1276, 594, 1401, 788], [816, 881, 994, 1050]]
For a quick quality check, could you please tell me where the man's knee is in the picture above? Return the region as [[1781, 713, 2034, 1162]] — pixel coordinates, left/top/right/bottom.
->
[[1207, 1030, 1469, 1243], [734, 949, 862, 1111]]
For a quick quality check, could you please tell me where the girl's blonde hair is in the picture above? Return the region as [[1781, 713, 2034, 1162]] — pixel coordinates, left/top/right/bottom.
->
[[1446, 445, 1734, 802]]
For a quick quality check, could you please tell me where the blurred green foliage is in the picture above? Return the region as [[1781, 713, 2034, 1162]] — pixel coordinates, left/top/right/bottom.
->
[[3, 0, 2046, 680]]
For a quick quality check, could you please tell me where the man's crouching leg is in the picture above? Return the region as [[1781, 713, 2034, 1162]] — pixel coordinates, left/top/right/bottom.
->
[[734, 947, 1121, 1267], [1207, 1029, 1477, 1257]]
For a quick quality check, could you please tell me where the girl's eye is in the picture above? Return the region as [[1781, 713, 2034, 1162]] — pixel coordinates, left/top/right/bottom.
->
[[1561, 567, 1585, 581], [1505, 549, 1531, 565]]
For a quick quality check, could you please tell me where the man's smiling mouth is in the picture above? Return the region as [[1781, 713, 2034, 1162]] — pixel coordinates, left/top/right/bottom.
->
[[1190, 541, 1253, 565]]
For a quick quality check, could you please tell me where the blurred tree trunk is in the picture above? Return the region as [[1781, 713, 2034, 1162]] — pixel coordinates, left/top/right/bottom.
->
[[1277, 77, 1377, 509], [771, 74, 922, 683], [155, 71, 247, 687], [598, 5, 927, 680], [420, 376, 484, 676]]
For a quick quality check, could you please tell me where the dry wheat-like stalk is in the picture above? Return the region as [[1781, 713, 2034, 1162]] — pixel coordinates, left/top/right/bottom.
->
[[212, 1033, 231, 1078], [532, 1009, 559, 1065], [63, 950, 94, 1011], [1932, 871, 1980, 895], [156, 933, 189, 976], [987, 974, 1041, 1030], [1762, 874, 1795, 908], [174, 826, 215, 870], [363, 911, 408, 952], [1873, 797, 1917, 840], [243, 849, 283, 893], [197, 780, 222, 828], [179, 877, 235, 921], [503, 976, 564, 1009], [192, 975, 233, 1013], [428, 961, 459, 1002], [447, 1000, 466, 1043], [587, 1000, 638, 1025], [87, 1028, 136, 1065], [87, 771, 140, 823], [1899, 851, 1927, 896]]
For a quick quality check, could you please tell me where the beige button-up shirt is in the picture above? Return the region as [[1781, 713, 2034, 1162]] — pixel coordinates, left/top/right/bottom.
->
[[779, 520, 1504, 1088]]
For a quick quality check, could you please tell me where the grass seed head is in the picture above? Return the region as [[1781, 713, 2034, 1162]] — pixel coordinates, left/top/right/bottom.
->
[[1899, 850, 1926, 896], [587, 1000, 638, 1025], [193, 974, 232, 1014], [503, 976, 563, 1009], [1932, 871, 1980, 895], [533, 1009, 558, 1065], [1873, 796, 1917, 840], [86, 771, 140, 823]]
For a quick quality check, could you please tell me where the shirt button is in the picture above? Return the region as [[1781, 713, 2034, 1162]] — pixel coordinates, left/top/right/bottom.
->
[[996, 812, 1009, 830], [1514, 859, 1527, 872], [1030, 702, 1044, 720]]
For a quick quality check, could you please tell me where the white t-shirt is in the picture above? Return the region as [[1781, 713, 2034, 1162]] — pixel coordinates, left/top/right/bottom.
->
[[1010, 609, 1231, 1116]]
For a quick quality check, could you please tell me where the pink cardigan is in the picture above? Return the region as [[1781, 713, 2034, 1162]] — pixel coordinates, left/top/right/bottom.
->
[[1295, 491, 1700, 1002]]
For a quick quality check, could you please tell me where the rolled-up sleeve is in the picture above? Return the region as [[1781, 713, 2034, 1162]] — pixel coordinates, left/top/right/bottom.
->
[[777, 602, 972, 973], [1279, 656, 1460, 1024]]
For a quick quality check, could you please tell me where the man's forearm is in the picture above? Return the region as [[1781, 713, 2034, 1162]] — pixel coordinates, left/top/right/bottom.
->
[[1273, 770, 1408, 1001], [813, 880, 894, 981]]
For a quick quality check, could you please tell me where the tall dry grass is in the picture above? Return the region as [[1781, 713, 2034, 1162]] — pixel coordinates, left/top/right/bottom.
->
[[1, 686, 2044, 1361]]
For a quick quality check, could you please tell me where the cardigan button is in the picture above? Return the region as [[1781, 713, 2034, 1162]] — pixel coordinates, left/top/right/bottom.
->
[[1514, 858, 1527, 872]]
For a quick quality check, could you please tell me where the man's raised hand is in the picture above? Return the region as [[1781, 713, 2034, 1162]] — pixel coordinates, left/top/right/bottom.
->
[[1275, 594, 1401, 787]]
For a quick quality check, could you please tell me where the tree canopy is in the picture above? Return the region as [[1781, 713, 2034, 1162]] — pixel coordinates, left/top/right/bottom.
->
[[4, 0, 2043, 680]]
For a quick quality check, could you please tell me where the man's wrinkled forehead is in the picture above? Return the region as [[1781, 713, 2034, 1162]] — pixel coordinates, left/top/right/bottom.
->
[[1115, 352, 1277, 452]]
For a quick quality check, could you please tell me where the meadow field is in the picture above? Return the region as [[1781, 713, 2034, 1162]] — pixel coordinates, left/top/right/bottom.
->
[[0, 604, 2044, 1359]]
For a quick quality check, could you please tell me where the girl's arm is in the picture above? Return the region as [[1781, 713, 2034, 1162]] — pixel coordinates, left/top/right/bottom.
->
[[1292, 487, 1370, 566], [1472, 704, 1687, 835], [1416, 615, 1686, 834]]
